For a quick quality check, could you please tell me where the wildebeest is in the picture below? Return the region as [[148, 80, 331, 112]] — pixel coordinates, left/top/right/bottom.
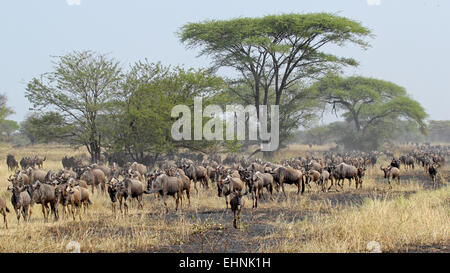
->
[[26, 167, 47, 184], [130, 162, 147, 177], [270, 166, 304, 197], [8, 184, 32, 224], [229, 192, 245, 229], [107, 178, 129, 216], [428, 163, 439, 184], [80, 168, 106, 195], [62, 156, 83, 170], [249, 171, 274, 208], [6, 154, 19, 171], [146, 174, 183, 213], [380, 166, 400, 189], [31, 181, 59, 222], [217, 176, 244, 210], [20, 157, 35, 170], [183, 163, 209, 192], [330, 163, 360, 190], [34, 155, 46, 169], [0, 197, 10, 229]]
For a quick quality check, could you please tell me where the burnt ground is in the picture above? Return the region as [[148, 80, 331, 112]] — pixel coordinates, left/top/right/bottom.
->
[[146, 171, 448, 253]]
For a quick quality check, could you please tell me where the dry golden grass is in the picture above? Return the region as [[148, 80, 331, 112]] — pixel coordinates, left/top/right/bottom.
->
[[0, 143, 448, 253]]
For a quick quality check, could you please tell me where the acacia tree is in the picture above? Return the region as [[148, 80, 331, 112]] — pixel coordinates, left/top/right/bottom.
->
[[180, 13, 372, 153], [105, 61, 226, 165], [311, 75, 428, 150], [25, 51, 122, 162]]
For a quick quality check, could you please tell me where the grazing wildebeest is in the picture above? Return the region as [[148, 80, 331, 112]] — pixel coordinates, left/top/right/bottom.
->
[[229, 192, 245, 229], [270, 166, 304, 197], [146, 174, 183, 213], [0, 197, 10, 229], [6, 154, 19, 171], [380, 166, 400, 189]]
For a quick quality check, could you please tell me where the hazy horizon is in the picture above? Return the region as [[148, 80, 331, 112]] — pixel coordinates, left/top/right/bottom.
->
[[1, 0, 449, 123]]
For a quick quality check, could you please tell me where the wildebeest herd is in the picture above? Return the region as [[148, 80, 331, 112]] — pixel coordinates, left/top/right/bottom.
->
[[1, 143, 447, 230]]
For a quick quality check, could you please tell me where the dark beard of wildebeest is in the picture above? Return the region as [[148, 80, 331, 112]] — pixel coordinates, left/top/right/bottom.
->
[[31, 181, 59, 222], [6, 154, 19, 171], [8, 185, 32, 224], [0, 197, 10, 229], [270, 166, 304, 197], [217, 176, 244, 210], [249, 171, 274, 208], [146, 174, 183, 213]]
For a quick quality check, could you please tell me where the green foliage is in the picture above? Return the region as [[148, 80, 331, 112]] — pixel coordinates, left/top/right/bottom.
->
[[0, 119, 19, 142], [25, 50, 122, 162], [19, 112, 75, 145], [106, 61, 226, 163], [311, 75, 428, 150], [180, 13, 372, 153]]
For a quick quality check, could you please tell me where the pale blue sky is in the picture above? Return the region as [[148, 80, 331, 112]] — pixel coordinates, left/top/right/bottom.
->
[[1, 0, 449, 122]]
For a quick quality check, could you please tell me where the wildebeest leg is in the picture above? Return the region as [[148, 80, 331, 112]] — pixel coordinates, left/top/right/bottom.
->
[[281, 183, 287, 198], [225, 195, 229, 210], [124, 199, 129, 215], [15, 207, 21, 224], [138, 195, 143, 210], [21, 207, 27, 223], [163, 194, 169, 213], [194, 181, 199, 194], [42, 204, 48, 222], [186, 189, 191, 207], [1, 209, 7, 229], [28, 206, 32, 222], [111, 202, 116, 215], [174, 194, 179, 211]]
